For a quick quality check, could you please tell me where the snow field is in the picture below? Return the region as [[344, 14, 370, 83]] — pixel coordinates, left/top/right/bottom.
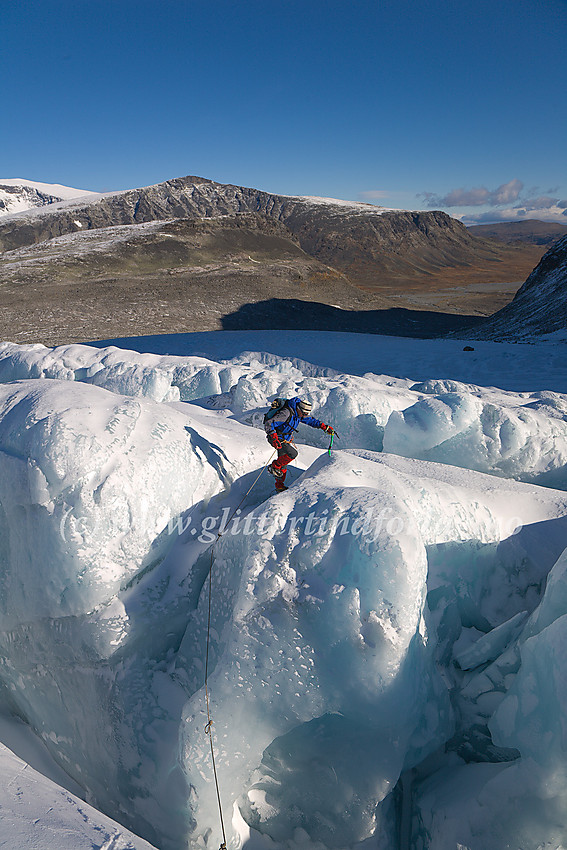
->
[[0, 178, 101, 219], [0, 336, 566, 849]]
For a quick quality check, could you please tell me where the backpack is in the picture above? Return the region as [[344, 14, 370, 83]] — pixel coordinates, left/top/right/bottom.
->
[[263, 398, 289, 424]]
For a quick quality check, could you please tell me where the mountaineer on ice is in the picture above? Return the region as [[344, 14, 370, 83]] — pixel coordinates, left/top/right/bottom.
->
[[264, 397, 335, 492]]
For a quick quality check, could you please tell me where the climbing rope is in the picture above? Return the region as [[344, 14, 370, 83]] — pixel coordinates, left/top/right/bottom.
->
[[203, 449, 276, 850], [202, 430, 338, 845]]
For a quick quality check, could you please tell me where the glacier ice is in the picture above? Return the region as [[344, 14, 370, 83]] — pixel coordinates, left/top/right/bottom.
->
[[0, 341, 421, 452], [0, 378, 278, 846], [0, 339, 567, 849], [178, 451, 450, 847], [383, 389, 567, 487], [413, 545, 567, 850], [5, 340, 567, 485]]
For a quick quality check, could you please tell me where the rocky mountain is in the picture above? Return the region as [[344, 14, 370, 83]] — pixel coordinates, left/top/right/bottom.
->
[[0, 179, 99, 217], [468, 220, 567, 246], [0, 206, 486, 346], [453, 234, 567, 341], [0, 174, 549, 345], [0, 174, 532, 291]]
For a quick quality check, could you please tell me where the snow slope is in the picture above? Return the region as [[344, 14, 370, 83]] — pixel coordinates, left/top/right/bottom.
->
[[287, 194, 409, 214], [0, 331, 567, 850], [0, 178, 99, 201], [0, 178, 100, 217], [0, 742, 157, 849]]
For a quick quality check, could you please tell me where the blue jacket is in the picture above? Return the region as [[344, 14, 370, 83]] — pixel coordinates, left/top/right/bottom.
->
[[264, 397, 323, 442]]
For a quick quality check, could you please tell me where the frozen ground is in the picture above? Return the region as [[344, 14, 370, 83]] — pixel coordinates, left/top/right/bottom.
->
[[0, 329, 566, 850]]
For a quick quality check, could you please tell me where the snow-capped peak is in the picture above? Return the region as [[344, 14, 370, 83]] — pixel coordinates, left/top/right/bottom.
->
[[0, 179, 100, 217]]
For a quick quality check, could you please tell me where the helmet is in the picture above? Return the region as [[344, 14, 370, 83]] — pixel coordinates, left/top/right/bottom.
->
[[297, 399, 312, 416]]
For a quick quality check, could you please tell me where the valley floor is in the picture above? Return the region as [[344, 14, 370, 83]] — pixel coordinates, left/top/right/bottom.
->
[[0, 244, 544, 347]]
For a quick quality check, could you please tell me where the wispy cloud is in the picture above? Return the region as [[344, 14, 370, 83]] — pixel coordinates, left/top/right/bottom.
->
[[418, 179, 524, 208], [418, 178, 567, 224]]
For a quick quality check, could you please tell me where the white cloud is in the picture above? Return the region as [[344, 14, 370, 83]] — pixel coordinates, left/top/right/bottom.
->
[[419, 179, 524, 208], [459, 204, 567, 225], [418, 178, 567, 224], [518, 195, 563, 211]]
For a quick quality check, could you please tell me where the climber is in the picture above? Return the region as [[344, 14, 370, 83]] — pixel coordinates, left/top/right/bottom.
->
[[263, 397, 335, 491]]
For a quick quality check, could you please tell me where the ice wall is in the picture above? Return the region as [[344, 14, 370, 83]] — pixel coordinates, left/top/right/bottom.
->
[[178, 452, 447, 847], [0, 378, 272, 846], [130, 450, 567, 849], [412, 544, 567, 849], [383, 390, 567, 487]]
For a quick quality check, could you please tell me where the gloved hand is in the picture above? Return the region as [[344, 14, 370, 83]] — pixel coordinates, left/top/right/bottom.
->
[[320, 423, 335, 435], [268, 432, 282, 449]]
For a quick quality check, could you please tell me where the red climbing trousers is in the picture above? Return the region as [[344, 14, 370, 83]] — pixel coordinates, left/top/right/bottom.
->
[[270, 442, 298, 490]]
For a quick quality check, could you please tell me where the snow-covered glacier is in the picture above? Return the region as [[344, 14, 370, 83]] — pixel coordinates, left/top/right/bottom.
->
[[1, 334, 567, 850]]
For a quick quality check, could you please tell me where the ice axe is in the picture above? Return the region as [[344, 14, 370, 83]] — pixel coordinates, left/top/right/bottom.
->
[[328, 430, 339, 455]]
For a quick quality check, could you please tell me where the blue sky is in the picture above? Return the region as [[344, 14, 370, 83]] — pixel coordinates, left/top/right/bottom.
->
[[1, 0, 566, 225]]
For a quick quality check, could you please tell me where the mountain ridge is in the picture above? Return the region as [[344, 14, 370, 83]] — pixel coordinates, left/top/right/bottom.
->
[[0, 175, 553, 345], [0, 174, 539, 292], [467, 220, 567, 246]]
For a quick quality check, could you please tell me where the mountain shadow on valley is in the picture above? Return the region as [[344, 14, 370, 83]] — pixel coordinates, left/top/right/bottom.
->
[[221, 299, 484, 338]]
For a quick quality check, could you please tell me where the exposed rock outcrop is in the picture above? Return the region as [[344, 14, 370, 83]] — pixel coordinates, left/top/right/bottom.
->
[[453, 235, 567, 341]]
